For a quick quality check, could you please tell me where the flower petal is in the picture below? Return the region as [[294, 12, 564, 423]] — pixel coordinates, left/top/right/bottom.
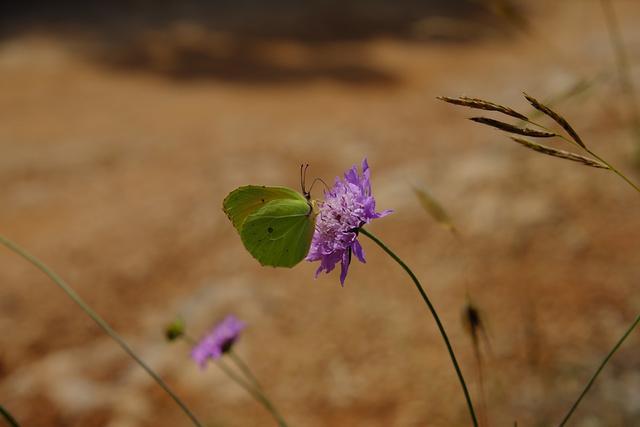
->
[[352, 239, 366, 263], [339, 249, 351, 286], [191, 315, 245, 367]]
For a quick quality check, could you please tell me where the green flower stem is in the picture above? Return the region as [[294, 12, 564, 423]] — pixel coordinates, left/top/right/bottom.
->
[[216, 358, 288, 427], [359, 227, 479, 427], [0, 404, 20, 427], [183, 336, 286, 425], [0, 235, 203, 427], [558, 312, 640, 426], [228, 349, 264, 392]]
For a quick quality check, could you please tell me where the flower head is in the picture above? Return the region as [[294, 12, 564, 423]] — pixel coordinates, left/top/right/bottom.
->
[[191, 315, 245, 368], [306, 159, 391, 285]]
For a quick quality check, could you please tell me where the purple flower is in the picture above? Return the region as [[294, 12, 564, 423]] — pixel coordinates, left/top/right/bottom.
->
[[191, 315, 245, 368], [306, 159, 391, 285]]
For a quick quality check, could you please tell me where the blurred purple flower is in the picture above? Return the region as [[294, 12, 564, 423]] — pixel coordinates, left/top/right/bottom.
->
[[306, 158, 391, 285], [191, 315, 245, 368]]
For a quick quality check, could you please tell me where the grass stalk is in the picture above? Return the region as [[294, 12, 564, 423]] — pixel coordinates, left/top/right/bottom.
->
[[0, 404, 20, 427], [0, 235, 203, 427], [558, 312, 640, 426]]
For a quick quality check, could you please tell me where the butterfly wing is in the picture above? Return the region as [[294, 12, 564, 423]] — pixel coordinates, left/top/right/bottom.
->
[[223, 185, 307, 232], [240, 198, 316, 268]]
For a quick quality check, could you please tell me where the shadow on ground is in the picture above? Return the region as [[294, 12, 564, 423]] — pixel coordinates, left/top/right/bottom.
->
[[0, 0, 520, 84]]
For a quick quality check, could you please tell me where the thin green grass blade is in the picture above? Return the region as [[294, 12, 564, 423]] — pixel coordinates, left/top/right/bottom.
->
[[0, 404, 20, 427]]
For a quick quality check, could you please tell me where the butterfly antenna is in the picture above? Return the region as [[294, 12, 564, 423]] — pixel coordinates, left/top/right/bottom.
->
[[309, 177, 330, 195]]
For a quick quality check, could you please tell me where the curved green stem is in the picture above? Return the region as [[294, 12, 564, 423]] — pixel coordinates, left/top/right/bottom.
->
[[584, 148, 640, 193], [0, 235, 203, 427], [523, 119, 640, 425], [558, 312, 640, 426], [359, 228, 479, 427], [0, 404, 19, 427], [216, 358, 288, 427], [527, 120, 640, 194]]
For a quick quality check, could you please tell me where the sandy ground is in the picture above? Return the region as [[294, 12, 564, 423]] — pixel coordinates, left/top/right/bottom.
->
[[1, 1, 640, 426]]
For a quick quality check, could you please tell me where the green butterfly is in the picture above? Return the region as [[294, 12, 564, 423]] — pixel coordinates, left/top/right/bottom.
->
[[223, 184, 317, 268]]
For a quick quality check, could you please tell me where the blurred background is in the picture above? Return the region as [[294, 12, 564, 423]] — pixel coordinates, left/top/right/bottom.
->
[[1, 0, 640, 425]]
